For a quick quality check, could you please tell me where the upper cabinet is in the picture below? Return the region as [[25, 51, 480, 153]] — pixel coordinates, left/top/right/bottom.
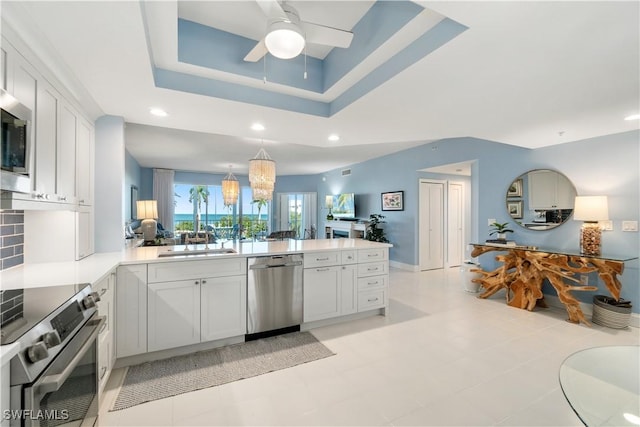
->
[[528, 170, 576, 210], [1, 35, 94, 210]]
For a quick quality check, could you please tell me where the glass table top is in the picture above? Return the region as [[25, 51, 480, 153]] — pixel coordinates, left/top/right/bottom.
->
[[560, 346, 640, 426]]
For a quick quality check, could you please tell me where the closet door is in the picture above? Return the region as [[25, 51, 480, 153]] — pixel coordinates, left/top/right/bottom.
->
[[419, 180, 444, 270]]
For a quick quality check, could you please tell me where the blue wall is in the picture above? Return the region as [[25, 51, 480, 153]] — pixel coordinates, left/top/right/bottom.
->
[[136, 130, 639, 312]]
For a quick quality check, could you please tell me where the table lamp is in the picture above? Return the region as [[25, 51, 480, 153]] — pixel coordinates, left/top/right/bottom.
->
[[573, 196, 608, 256], [325, 195, 334, 220], [137, 200, 158, 242]]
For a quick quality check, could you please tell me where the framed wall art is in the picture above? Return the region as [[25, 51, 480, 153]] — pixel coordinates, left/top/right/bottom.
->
[[381, 191, 404, 211], [507, 179, 523, 197], [507, 200, 523, 219]]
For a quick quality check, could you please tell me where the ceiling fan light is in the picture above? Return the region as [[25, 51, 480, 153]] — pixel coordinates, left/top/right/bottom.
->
[[265, 23, 305, 59]]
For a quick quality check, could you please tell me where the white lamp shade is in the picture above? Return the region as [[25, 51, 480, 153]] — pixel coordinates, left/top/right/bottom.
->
[[573, 196, 609, 221], [221, 170, 239, 206], [136, 200, 158, 220], [265, 23, 305, 59], [325, 195, 333, 209]]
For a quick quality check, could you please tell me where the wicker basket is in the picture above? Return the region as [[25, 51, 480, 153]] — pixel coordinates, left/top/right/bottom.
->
[[592, 295, 632, 329]]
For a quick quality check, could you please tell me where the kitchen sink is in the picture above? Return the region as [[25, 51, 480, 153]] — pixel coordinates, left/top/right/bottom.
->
[[158, 248, 237, 257]]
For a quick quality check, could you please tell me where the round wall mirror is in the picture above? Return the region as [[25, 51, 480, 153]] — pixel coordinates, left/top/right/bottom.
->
[[506, 169, 577, 230]]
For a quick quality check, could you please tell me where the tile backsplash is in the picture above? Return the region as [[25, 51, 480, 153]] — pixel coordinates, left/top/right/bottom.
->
[[0, 289, 24, 328], [1, 209, 24, 270]]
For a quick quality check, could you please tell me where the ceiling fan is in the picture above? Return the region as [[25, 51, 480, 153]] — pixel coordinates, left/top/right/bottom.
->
[[244, 0, 354, 62]]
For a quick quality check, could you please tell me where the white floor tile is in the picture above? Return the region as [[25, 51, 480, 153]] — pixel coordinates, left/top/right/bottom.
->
[[99, 267, 639, 427]]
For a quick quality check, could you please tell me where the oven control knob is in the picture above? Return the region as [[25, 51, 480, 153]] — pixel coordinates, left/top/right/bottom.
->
[[82, 292, 101, 309], [42, 331, 61, 349], [26, 342, 49, 363]]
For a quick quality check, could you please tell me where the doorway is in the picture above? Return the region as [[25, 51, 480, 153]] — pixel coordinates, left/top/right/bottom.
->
[[276, 193, 317, 239], [419, 179, 466, 270]]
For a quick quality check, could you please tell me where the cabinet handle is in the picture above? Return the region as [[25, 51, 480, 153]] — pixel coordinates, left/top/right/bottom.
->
[[367, 297, 379, 302], [99, 366, 107, 380], [316, 257, 329, 261], [367, 267, 379, 271], [368, 281, 379, 286], [316, 268, 330, 272], [202, 280, 207, 284], [59, 196, 67, 201], [99, 288, 108, 296], [368, 253, 379, 257], [79, 199, 85, 204], [99, 321, 107, 335], [194, 280, 200, 285]]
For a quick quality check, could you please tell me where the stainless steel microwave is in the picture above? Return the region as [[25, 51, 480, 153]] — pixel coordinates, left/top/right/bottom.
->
[[1, 89, 33, 193]]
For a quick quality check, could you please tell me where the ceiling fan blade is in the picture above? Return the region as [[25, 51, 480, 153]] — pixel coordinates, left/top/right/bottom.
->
[[302, 22, 353, 48], [244, 39, 268, 62], [255, 0, 287, 20]]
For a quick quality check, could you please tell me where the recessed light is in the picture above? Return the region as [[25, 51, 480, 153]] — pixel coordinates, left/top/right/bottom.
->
[[150, 108, 167, 117], [251, 123, 265, 131], [328, 134, 340, 142], [624, 114, 640, 121]]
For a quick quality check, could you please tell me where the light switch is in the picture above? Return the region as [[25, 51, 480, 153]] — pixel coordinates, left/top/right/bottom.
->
[[622, 221, 638, 232], [599, 220, 613, 231]]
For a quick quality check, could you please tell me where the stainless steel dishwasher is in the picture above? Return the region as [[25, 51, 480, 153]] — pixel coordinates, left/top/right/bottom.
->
[[247, 254, 304, 338]]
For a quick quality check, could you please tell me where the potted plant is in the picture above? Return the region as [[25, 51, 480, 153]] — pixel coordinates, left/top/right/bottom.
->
[[365, 214, 389, 243], [489, 221, 514, 241]]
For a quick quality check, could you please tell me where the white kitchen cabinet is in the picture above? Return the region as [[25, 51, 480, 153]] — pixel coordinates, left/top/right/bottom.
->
[[146, 258, 248, 351], [148, 280, 201, 352], [56, 100, 77, 204], [34, 80, 59, 198], [201, 275, 247, 342], [116, 264, 148, 358], [303, 266, 341, 322], [340, 264, 357, 315], [528, 170, 575, 209], [95, 270, 116, 394], [356, 248, 389, 312], [303, 249, 358, 322], [76, 116, 94, 206]]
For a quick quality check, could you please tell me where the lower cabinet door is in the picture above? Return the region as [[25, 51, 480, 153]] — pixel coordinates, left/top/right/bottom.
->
[[304, 267, 340, 322], [340, 264, 357, 315], [200, 275, 247, 342], [148, 280, 201, 352]]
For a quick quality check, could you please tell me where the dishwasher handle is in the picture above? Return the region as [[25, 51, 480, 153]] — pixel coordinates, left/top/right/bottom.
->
[[250, 261, 303, 269]]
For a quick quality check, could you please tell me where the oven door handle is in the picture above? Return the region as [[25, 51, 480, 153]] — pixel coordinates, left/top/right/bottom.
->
[[37, 316, 105, 395]]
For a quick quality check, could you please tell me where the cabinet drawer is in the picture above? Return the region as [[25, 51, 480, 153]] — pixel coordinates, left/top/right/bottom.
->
[[357, 261, 387, 277], [357, 275, 388, 291], [148, 257, 247, 283], [304, 251, 340, 268], [341, 250, 357, 265], [357, 248, 387, 263], [358, 289, 387, 311]]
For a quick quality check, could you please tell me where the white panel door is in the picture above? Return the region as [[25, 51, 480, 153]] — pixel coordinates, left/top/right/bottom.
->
[[419, 180, 444, 270], [447, 182, 464, 267]]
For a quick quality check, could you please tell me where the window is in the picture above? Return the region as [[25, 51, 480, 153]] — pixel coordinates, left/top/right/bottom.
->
[[173, 183, 270, 240]]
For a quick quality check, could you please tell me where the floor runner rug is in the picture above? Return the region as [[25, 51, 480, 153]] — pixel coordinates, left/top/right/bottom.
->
[[111, 331, 334, 411]]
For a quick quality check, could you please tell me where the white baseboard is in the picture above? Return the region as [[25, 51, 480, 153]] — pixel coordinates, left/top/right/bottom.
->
[[389, 260, 419, 271]]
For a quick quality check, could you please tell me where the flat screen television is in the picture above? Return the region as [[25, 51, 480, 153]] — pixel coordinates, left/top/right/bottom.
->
[[332, 193, 355, 219]]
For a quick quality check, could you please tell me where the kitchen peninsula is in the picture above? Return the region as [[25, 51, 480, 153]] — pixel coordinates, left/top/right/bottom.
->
[[0, 238, 391, 372]]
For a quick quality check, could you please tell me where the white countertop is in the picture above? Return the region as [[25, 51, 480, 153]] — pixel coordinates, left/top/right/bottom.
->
[[0, 239, 391, 290]]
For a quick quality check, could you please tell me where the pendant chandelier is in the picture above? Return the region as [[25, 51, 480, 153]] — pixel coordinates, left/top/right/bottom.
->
[[221, 165, 239, 207], [249, 147, 276, 201]]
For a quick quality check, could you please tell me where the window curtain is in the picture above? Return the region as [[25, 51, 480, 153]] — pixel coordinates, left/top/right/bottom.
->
[[153, 169, 175, 231]]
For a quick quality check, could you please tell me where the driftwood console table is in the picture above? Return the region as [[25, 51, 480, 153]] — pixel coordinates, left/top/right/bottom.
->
[[470, 244, 636, 325]]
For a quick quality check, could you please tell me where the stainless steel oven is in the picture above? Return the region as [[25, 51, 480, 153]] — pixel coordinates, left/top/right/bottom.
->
[[2, 284, 102, 427]]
